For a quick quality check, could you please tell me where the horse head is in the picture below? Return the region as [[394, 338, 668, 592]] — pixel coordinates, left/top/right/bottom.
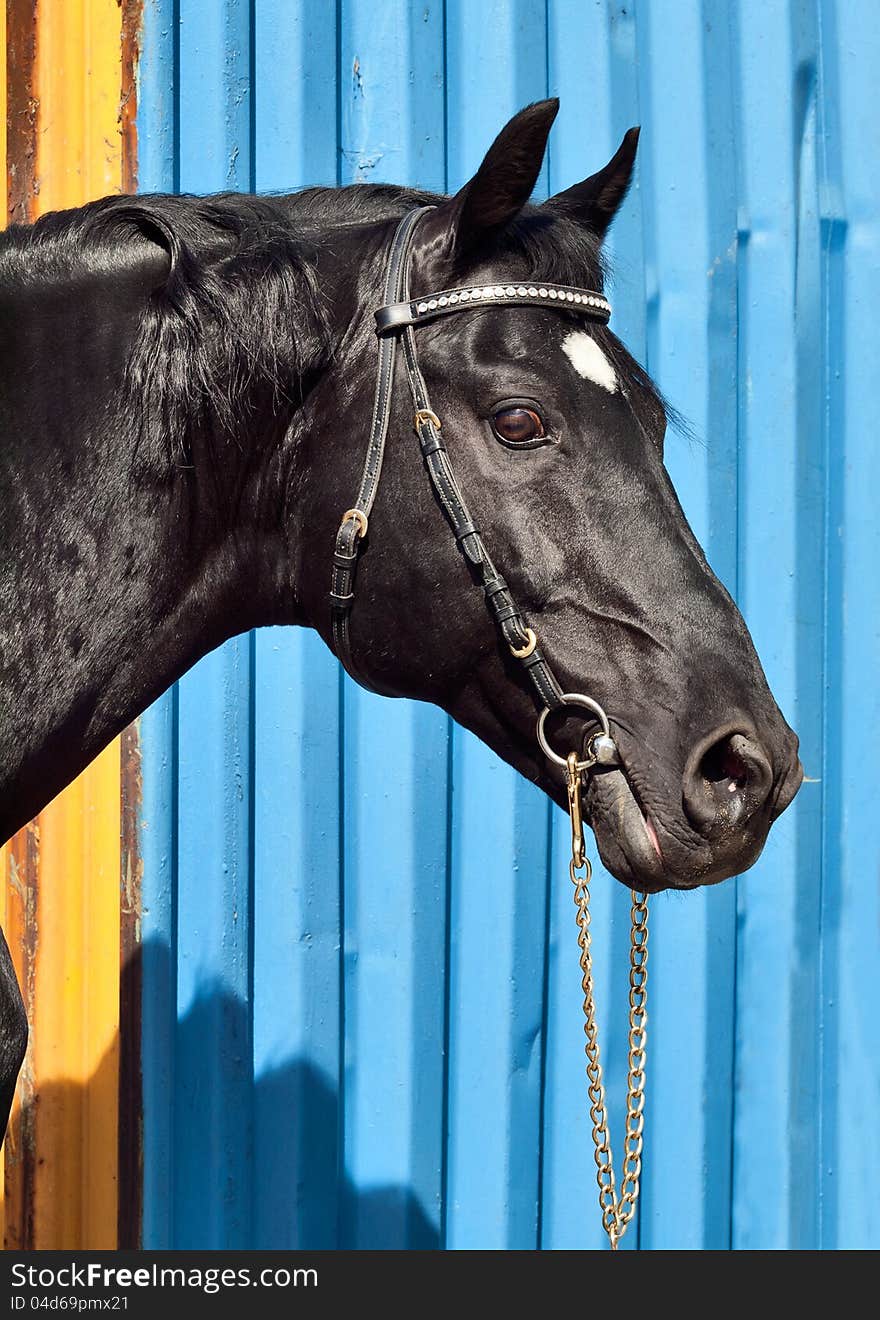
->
[[0, 100, 801, 894], [296, 99, 802, 890]]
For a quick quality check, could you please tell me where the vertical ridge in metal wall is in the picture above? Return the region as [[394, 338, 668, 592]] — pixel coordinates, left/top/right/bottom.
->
[[170, 1, 254, 1248], [137, 0, 179, 1250], [250, 2, 342, 1250], [818, 0, 880, 1252], [541, 0, 643, 1253], [732, 0, 824, 1249], [635, 0, 739, 1251], [337, 0, 448, 1249], [442, 0, 552, 1250]]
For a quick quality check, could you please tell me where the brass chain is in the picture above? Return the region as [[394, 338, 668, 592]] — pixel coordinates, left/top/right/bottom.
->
[[566, 752, 649, 1252]]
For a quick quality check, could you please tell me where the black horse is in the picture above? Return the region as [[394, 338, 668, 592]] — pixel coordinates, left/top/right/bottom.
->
[[0, 100, 802, 1135]]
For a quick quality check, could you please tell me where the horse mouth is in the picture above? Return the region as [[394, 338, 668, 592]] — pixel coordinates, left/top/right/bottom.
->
[[462, 678, 778, 893], [583, 759, 772, 893], [583, 767, 677, 893]]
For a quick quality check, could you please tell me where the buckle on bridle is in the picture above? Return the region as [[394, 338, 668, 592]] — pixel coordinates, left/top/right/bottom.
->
[[340, 508, 369, 539], [509, 627, 537, 659], [413, 408, 442, 432]]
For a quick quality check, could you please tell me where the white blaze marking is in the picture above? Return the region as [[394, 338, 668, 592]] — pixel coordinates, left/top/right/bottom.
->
[[561, 330, 618, 393]]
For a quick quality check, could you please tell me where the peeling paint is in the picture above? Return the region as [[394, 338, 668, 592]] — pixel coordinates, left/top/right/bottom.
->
[[119, 722, 143, 1249], [120, 2, 143, 193], [341, 147, 388, 180], [5, 1, 39, 222]]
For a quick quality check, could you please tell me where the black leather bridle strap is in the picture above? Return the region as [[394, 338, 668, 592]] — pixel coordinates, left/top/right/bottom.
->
[[331, 208, 611, 712], [399, 325, 565, 711], [330, 207, 431, 684]]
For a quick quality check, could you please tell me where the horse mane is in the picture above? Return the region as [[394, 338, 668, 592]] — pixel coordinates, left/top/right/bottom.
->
[[2, 193, 336, 465], [2, 185, 671, 465]]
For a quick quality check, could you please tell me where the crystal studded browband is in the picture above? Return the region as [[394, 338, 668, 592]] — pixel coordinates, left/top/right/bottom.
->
[[375, 282, 612, 336]]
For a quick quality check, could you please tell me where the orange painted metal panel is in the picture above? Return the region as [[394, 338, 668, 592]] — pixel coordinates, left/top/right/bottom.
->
[[3, 0, 135, 1248], [32, 750, 121, 1248], [34, 0, 124, 211]]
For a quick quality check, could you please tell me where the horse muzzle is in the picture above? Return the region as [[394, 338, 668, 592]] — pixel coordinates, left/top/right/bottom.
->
[[580, 721, 803, 892]]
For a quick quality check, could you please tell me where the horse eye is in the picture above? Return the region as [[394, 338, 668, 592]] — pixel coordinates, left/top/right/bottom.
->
[[491, 406, 545, 446]]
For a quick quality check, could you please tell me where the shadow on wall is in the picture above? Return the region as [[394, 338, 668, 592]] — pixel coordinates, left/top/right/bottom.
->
[[5, 943, 439, 1250]]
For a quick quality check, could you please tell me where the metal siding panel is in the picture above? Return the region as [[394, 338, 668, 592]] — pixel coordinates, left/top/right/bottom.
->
[[250, 0, 342, 1251], [136, 0, 178, 1252], [35, 0, 124, 210], [30, 784, 84, 1247], [251, 0, 337, 192], [137, 0, 178, 195], [731, 0, 824, 1250], [337, 0, 448, 1250], [541, 0, 643, 1252], [28, 758, 120, 1249], [339, 1, 446, 189], [818, 0, 880, 1251], [178, 0, 250, 192], [251, 631, 341, 1249], [634, 0, 738, 1251], [172, 0, 254, 1248], [341, 691, 449, 1248], [442, 0, 551, 1251], [174, 641, 254, 1248], [445, 746, 549, 1250], [138, 695, 177, 1248]]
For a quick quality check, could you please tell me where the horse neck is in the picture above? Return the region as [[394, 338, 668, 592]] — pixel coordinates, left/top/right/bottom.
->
[[0, 265, 288, 842], [0, 199, 398, 841]]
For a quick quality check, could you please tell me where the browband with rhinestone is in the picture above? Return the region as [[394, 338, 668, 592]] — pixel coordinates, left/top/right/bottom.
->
[[375, 282, 611, 336]]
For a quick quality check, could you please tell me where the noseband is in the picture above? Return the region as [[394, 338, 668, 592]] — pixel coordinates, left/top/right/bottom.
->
[[330, 207, 618, 768]]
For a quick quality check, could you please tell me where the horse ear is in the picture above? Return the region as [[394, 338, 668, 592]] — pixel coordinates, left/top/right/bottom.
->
[[419, 99, 559, 264], [545, 127, 640, 238]]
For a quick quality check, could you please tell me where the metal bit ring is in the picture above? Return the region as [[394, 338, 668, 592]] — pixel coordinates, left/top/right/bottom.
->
[[536, 692, 617, 770]]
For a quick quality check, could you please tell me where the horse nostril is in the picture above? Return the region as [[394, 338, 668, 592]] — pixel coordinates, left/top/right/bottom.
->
[[683, 729, 774, 835], [701, 735, 751, 791]]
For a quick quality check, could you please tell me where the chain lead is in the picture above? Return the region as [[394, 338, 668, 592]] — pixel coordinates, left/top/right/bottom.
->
[[566, 754, 649, 1251]]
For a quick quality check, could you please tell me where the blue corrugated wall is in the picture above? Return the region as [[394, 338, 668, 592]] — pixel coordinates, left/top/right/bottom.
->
[[135, 0, 880, 1249]]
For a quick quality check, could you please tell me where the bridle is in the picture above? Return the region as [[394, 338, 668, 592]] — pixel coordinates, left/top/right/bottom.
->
[[330, 206, 619, 771], [329, 207, 649, 1251]]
